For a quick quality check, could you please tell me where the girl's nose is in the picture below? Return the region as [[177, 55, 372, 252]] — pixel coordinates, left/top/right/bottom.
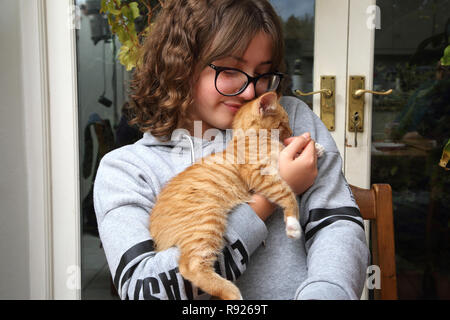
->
[[238, 82, 256, 100]]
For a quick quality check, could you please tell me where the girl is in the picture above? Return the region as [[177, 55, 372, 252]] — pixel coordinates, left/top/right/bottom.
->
[[94, 0, 369, 300]]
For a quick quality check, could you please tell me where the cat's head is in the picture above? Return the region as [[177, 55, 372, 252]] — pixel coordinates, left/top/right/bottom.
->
[[231, 92, 292, 142]]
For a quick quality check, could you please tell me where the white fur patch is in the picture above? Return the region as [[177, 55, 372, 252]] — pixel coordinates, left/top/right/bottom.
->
[[315, 143, 325, 158], [286, 216, 301, 239]]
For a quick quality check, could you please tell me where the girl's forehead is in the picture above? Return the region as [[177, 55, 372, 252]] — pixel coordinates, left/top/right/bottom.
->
[[216, 55, 272, 65], [214, 32, 274, 66]]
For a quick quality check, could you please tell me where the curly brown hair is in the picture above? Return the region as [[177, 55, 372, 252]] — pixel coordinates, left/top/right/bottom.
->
[[128, 0, 285, 140]]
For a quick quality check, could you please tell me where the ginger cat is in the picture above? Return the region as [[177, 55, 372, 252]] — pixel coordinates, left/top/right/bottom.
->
[[150, 92, 322, 300]]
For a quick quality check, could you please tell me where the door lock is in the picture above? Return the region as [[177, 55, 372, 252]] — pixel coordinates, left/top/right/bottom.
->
[[348, 75, 393, 134]]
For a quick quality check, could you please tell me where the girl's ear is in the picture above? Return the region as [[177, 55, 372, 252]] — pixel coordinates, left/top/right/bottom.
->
[[258, 91, 278, 116]]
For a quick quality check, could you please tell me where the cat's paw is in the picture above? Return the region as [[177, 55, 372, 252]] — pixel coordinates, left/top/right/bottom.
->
[[286, 216, 301, 239], [315, 143, 325, 158]]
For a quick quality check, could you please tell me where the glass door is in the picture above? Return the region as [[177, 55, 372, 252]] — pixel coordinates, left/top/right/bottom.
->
[[75, 0, 141, 299], [270, 0, 316, 106], [347, 0, 450, 299]]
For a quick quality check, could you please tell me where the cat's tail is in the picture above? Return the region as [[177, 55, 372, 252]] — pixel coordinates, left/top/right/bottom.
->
[[178, 249, 243, 300]]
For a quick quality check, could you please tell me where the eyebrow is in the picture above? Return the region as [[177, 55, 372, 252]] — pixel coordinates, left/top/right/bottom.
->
[[230, 55, 272, 66]]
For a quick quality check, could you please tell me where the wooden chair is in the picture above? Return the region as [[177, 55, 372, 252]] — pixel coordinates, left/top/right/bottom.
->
[[350, 184, 398, 300]]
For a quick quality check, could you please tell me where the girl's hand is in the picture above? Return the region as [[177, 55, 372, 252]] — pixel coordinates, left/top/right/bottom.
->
[[249, 193, 277, 222], [279, 132, 318, 195]]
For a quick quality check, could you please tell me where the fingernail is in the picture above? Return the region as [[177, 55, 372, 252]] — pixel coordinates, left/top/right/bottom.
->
[[302, 132, 311, 139]]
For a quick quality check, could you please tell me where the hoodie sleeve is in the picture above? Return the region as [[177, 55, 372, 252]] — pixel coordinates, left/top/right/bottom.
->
[[281, 97, 370, 300], [93, 146, 268, 300]]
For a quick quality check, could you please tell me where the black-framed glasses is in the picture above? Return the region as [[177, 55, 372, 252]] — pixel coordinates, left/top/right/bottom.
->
[[208, 63, 283, 97]]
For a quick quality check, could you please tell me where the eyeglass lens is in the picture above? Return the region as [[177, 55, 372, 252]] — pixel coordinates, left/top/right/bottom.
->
[[215, 69, 280, 96]]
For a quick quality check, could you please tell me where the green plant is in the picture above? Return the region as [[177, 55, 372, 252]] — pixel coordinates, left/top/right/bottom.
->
[[441, 45, 450, 67], [439, 139, 450, 170], [100, 0, 163, 71]]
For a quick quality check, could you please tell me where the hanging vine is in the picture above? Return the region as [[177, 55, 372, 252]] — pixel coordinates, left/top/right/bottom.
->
[[100, 0, 164, 71]]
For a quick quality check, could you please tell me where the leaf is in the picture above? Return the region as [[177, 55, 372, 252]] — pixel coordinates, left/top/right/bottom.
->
[[100, 0, 107, 13], [438, 138, 450, 170], [441, 45, 450, 66], [390, 166, 398, 176], [123, 40, 134, 49], [116, 28, 127, 43], [121, 5, 131, 19], [119, 45, 135, 71], [101, 0, 162, 70], [110, 8, 122, 15], [106, 1, 118, 13], [129, 2, 140, 20]]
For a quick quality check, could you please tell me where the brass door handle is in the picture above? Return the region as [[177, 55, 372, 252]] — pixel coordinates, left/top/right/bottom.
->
[[293, 76, 336, 131], [348, 76, 395, 136], [294, 88, 333, 98], [353, 88, 393, 98]]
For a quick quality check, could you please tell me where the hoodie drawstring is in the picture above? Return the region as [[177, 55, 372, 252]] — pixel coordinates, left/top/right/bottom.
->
[[181, 133, 195, 165]]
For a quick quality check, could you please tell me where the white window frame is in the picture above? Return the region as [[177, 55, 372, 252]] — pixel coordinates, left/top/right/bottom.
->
[[314, 0, 371, 300], [22, 0, 81, 299]]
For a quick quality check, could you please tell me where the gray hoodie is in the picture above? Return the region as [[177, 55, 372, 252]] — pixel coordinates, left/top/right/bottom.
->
[[93, 96, 370, 300]]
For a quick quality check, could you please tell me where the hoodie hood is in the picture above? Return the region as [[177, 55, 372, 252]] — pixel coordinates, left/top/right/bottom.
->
[[136, 128, 233, 165]]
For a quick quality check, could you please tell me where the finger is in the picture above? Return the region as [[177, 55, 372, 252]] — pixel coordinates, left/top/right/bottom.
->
[[283, 137, 296, 146], [296, 140, 317, 163], [283, 135, 310, 159]]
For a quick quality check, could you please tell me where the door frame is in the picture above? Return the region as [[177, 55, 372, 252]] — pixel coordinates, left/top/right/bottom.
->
[[314, 0, 376, 188], [313, 0, 350, 160], [344, 0, 376, 189], [23, 0, 81, 299], [21, 0, 54, 300], [46, 0, 81, 299], [314, 0, 374, 299]]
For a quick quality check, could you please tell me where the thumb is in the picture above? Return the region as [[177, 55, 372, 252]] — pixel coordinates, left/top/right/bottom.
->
[[283, 134, 310, 159], [284, 132, 310, 146]]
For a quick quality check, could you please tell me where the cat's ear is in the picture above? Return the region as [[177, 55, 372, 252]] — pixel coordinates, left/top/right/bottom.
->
[[258, 92, 278, 116]]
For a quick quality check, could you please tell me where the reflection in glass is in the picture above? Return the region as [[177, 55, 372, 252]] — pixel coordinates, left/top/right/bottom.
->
[[270, 0, 315, 108], [371, 0, 450, 299], [76, 0, 142, 300]]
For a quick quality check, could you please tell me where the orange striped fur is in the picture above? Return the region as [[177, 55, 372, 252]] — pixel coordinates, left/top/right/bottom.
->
[[149, 92, 299, 300]]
